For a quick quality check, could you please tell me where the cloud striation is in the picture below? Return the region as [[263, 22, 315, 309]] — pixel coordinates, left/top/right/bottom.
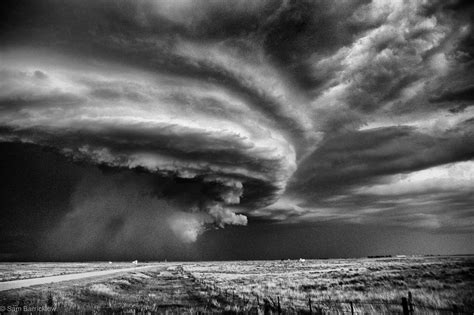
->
[[0, 0, 473, 257]]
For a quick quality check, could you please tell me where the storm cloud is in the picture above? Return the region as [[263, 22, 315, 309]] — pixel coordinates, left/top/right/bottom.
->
[[0, 0, 473, 258]]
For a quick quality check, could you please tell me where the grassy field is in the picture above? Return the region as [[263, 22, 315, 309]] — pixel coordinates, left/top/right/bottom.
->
[[0, 256, 472, 313], [0, 262, 151, 282], [184, 256, 474, 313]]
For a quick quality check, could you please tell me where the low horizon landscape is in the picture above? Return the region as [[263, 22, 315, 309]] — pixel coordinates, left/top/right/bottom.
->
[[1, 255, 473, 313]]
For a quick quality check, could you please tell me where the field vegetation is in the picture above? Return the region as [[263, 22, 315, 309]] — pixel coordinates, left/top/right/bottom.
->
[[0, 262, 150, 282], [184, 256, 474, 313], [0, 256, 472, 313]]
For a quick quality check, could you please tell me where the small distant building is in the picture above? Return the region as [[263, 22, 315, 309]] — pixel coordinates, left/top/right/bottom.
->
[[299, 258, 306, 262], [132, 260, 138, 265], [108, 261, 113, 264]]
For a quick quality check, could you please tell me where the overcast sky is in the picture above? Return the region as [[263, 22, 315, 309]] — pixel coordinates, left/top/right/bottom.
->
[[0, 0, 473, 261]]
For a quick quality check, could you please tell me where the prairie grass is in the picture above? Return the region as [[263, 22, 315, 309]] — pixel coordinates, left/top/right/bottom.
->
[[183, 256, 473, 313], [0, 262, 144, 282], [0, 256, 472, 313]]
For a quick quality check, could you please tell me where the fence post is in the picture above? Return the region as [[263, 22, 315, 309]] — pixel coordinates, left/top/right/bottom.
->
[[350, 301, 354, 315], [408, 291, 414, 315], [308, 297, 312, 315], [264, 299, 271, 315], [277, 296, 281, 314], [402, 297, 409, 315], [453, 304, 458, 315], [47, 291, 54, 308]]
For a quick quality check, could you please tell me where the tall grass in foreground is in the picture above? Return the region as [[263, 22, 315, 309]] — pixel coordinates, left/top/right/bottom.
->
[[0, 256, 472, 313]]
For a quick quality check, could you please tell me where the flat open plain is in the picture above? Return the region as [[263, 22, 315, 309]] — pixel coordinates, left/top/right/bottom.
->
[[0, 256, 472, 313]]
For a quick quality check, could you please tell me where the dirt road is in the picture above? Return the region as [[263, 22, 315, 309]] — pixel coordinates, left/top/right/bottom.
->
[[0, 265, 160, 292]]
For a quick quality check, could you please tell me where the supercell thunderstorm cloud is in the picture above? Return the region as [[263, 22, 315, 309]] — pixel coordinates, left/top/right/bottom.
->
[[0, 0, 473, 260]]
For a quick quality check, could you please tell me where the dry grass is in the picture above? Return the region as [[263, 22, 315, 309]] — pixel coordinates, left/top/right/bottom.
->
[[183, 256, 474, 313], [0, 262, 145, 282], [0, 256, 472, 313], [0, 265, 230, 313]]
